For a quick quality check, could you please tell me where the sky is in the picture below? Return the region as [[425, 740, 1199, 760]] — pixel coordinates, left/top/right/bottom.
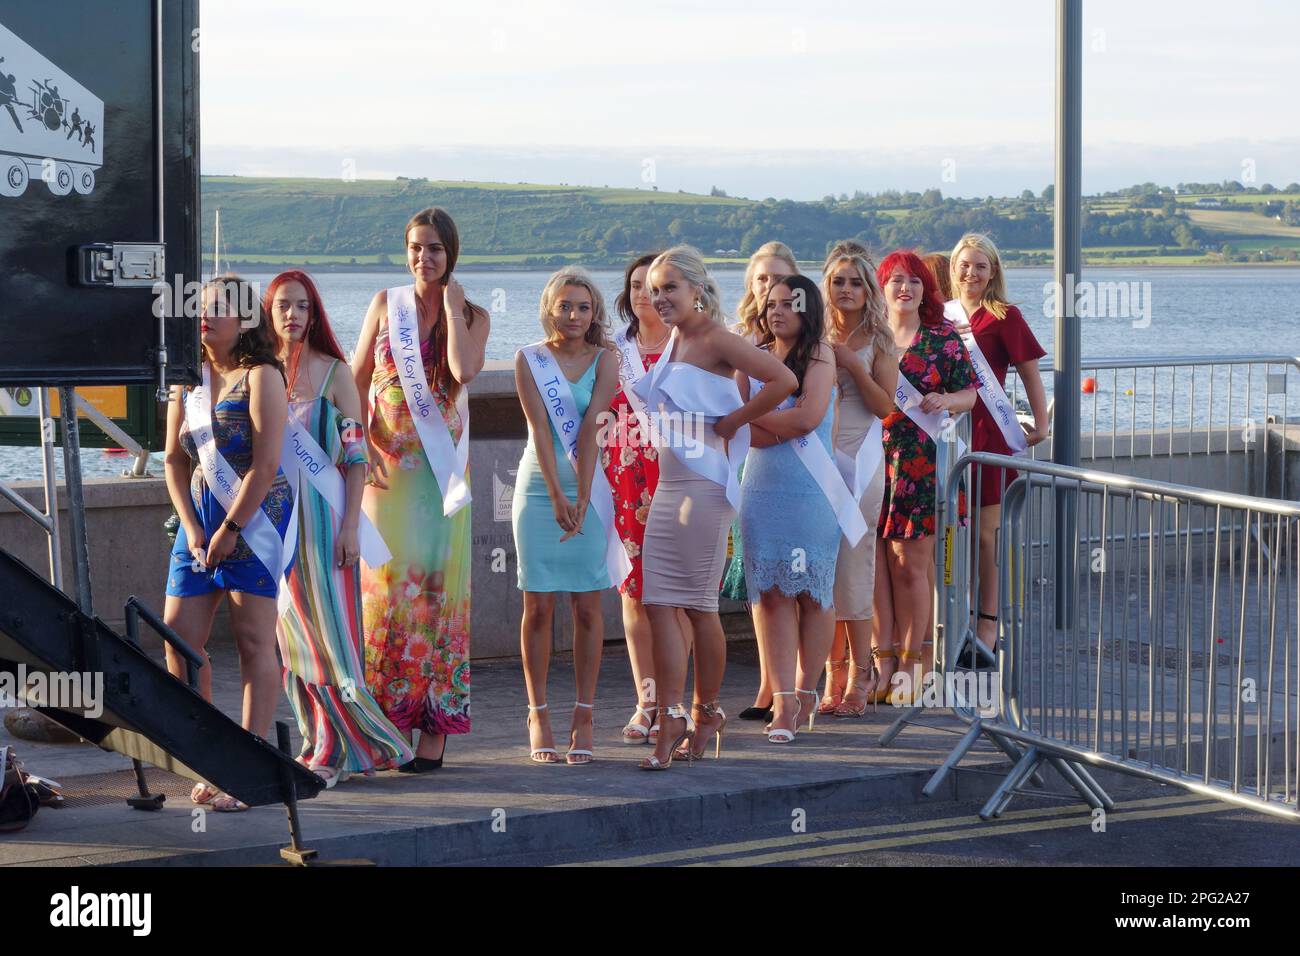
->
[[200, 0, 1300, 200]]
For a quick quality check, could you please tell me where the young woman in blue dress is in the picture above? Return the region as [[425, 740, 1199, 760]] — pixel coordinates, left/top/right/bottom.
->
[[513, 267, 621, 764], [162, 275, 291, 812], [737, 274, 844, 742]]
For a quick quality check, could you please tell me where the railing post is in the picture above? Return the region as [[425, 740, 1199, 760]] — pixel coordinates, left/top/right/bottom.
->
[[1053, 0, 1083, 630]]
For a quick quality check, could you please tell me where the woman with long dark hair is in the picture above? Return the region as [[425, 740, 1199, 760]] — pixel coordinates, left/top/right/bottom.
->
[[351, 208, 491, 772], [738, 275, 853, 742], [163, 275, 292, 812], [723, 241, 800, 723], [603, 252, 675, 745], [267, 270, 412, 786]]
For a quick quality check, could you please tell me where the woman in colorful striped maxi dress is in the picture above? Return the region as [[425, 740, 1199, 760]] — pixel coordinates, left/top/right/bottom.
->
[[269, 271, 412, 786]]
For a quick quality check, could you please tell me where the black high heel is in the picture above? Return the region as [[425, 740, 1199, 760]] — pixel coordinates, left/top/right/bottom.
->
[[737, 701, 774, 722], [399, 735, 447, 773]]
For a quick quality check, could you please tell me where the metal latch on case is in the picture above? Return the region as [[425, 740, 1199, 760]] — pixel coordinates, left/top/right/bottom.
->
[[75, 243, 166, 288]]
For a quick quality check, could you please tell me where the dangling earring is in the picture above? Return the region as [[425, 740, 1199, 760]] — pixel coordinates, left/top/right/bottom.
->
[[694, 298, 705, 313]]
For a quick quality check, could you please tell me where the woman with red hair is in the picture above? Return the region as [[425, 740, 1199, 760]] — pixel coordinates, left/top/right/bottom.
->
[[870, 252, 977, 702], [267, 271, 413, 786]]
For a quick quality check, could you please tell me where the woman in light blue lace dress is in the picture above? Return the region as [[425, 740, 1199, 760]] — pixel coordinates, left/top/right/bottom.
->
[[738, 274, 843, 744]]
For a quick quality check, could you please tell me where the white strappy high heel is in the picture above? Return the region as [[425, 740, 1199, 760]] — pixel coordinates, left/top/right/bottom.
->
[[526, 703, 561, 764], [621, 703, 658, 745], [767, 691, 800, 744], [567, 701, 595, 765], [796, 688, 819, 732]]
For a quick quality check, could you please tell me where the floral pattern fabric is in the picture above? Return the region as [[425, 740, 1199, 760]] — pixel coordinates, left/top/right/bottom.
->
[[600, 349, 662, 598], [361, 328, 472, 737], [879, 321, 977, 539]]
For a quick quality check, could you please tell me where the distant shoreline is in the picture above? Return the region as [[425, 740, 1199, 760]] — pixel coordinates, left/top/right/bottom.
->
[[218, 257, 1300, 274]]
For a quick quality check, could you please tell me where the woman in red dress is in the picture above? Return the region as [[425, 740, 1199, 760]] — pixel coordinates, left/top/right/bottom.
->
[[947, 233, 1049, 659], [603, 253, 678, 744]]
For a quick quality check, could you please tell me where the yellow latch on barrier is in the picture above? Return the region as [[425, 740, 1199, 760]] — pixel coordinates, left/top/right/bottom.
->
[[943, 525, 954, 586]]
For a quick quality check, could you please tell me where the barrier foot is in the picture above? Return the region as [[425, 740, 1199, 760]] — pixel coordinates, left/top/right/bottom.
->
[[985, 729, 1047, 789], [980, 746, 1043, 820], [125, 758, 166, 811], [922, 721, 984, 797], [1066, 760, 1114, 811], [878, 704, 924, 748], [1047, 756, 1104, 811]]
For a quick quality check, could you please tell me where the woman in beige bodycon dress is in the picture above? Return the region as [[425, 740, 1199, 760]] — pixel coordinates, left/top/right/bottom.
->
[[634, 245, 796, 770], [820, 242, 900, 716]]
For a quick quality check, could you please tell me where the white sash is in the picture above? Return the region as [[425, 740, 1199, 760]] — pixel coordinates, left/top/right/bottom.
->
[[521, 344, 632, 587], [388, 285, 471, 516], [635, 329, 749, 512], [748, 378, 868, 547], [944, 300, 1027, 455], [186, 364, 297, 606], [614, 328, 655, 444], [895, 374, 968, 460], [834, 417, 884, 502], [281, 409, 392, 569]]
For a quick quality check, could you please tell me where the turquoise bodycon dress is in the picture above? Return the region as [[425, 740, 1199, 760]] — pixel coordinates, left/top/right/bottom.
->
[[512, 350, 613, 593]]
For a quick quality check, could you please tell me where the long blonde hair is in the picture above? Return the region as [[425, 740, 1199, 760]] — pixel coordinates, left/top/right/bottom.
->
[[647, 245, 726, 326], [538, 266, 611, 347], [949, 232, 1011, 320], [736, 241, 799, 339], [821, 241, 894, 361]]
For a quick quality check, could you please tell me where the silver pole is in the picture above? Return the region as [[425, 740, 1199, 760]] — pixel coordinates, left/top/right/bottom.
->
[[58, 387, 93, 616], [1054, 0, 1083, 628], [38, 387, 64, 591]]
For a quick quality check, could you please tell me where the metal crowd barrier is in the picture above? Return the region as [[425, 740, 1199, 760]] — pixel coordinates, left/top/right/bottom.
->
[[919, 452, 1300, 821], [1008, 355, 1299, 501]]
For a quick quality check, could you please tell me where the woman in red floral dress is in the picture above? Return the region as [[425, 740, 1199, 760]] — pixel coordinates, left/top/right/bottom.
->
[[602, 253, 677, 744], [870, 251, 978, 703]]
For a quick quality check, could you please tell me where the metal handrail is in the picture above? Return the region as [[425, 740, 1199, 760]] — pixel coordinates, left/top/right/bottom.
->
[[123, 596, 205, 690]]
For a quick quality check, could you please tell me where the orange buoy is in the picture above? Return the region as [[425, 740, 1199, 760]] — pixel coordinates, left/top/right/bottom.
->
[[1082, 377, 1097, 394]]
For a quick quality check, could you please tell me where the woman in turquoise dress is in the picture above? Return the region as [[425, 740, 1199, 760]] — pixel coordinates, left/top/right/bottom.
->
[[737, 274, 844, 744], [513, 267, 621, 764]]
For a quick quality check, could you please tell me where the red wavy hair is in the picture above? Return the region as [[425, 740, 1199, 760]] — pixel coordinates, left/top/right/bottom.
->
[[263, 270, 346, 362], [876, 250, 946, 327]]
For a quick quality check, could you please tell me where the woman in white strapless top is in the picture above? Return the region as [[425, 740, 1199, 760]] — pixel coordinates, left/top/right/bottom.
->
[[633, 245, 796, 770]]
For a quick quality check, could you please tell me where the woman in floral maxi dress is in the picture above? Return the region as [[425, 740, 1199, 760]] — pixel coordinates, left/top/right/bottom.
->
[[353, 208, 490, 771]]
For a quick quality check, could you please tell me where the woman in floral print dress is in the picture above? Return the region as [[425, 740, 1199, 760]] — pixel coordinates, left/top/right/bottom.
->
[[870, 250, 978, 703], [603, 253, 670, 744], [352, 208, 490, 772]]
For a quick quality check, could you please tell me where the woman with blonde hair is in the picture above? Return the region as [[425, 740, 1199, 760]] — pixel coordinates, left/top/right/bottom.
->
[[635, 245, 796, 768], [724, 240, 800, 722], [513, 267, 622, 763], [818, 241, 900, 714], [946, 233, 1048, 663]]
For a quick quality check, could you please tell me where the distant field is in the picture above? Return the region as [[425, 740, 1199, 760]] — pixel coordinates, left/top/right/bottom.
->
[[1176, 193, 1300, 206], [1186, 209, 1300, 237]]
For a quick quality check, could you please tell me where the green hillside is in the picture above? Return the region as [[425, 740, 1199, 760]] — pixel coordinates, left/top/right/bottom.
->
[[201, 176, 1300, 269]]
